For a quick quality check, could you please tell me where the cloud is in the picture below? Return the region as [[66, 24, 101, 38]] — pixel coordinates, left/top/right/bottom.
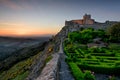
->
[[0, 0, 33, 10], [0, 22, 23, 26], [0, 0, 21, 9], [0, 22, 27, 29]]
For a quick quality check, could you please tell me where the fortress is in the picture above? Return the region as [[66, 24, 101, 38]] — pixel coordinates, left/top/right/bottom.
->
[[71, 14, 95, 25], [57, 14, 120, 37], [65, 14, 118, 30]]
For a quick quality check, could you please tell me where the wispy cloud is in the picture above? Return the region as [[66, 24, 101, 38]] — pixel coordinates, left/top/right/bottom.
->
[[0, 0, 33, 10], [0, 22, 23, 26], [0, 0, 21, 9]]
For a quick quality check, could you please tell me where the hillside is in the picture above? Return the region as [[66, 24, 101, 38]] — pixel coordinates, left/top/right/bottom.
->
[[0, 36, 50, 80], [0, 36, 49, 61], [33, 21, 120, 80]]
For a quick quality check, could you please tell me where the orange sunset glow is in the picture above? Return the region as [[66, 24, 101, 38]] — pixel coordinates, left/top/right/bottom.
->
[[0, 28, 55, 36], [0, 22, 58, 37], [0, 28, 56, 37]]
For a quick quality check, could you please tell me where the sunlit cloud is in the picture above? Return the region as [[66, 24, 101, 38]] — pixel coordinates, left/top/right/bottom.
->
[[0, 0, 21, 9], [0, 0, 33, 10], [0, 22, 23, 26]]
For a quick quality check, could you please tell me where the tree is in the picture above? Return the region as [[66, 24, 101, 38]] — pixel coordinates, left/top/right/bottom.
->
[[68, 28, 96, 44], [97, 29, 105, 38], [107, 23, 120, 42], [80, 28, 95, 43], [68, 31, 81, 43]]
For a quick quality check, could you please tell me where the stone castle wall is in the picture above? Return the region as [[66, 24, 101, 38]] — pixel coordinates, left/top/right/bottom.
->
[[70, 14, 95, 25], [62, 20, 119, 39], [65, 14, 118, 32]]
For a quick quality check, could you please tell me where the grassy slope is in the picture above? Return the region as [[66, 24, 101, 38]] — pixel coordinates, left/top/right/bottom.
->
[[0, 52, 41, 80]]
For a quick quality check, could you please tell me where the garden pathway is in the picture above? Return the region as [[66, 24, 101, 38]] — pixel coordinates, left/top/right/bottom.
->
[[59, 39, 74, 80]]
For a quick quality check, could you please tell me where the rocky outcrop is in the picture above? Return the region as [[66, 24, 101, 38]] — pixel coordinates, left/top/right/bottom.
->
[[26, 43, 53, 80], [36, 53, 60, 80]]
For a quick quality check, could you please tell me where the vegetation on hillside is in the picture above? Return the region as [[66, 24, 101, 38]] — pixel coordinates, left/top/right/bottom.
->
[[0, 41, 54, 80], [0, 42, 47, 73], [0, 41, 55, 80], [0, 51, 42, 80]]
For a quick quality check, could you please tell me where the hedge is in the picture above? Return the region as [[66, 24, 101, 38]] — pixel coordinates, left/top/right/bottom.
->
[[68, 62, 84, 80], [77, 63, 120, 74], [91, 53, 115, 56]]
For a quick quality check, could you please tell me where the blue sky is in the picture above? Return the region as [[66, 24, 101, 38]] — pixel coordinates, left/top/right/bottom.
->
[[0, 0, 120, 36]]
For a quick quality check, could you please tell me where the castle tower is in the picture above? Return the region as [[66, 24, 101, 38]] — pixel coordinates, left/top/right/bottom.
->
[[70, 14, 95, 25], [83, 14, 94, 24], [83, 14, 91, 20]]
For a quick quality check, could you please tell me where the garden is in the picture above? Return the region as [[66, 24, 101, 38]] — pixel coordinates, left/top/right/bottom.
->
[[64, 23, 120, 80]]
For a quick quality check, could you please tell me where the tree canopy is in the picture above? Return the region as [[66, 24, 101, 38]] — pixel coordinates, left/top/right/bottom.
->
[[68, 28, 105, 44], [107, 23, 120, 42]]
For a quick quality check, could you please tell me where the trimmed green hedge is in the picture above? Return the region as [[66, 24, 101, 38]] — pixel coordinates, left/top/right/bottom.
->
[[68, 62, 84, 80], [91, 53, 115, 56], [64, 28, 120, 76], [77, 63, 120, 74]]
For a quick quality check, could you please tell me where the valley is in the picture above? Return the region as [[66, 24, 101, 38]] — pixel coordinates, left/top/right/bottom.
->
[[0, 36, 49, 61]]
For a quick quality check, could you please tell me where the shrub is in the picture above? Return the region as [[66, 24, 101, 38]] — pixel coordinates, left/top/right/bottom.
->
[[85, 54, 92, 58], [64, 39, 71, 46], [68, 62, 84, 80], [45, 55, 52, 63], [84, 70, 95, 80], [88, 47, 107, 53], [91, 53, 115, 57], [115, 61, 120, 66], [65, 44, 76, 53], [77, 63, 120, 74]]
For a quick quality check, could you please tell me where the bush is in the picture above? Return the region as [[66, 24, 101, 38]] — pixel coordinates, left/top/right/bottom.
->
[[115, 61, 120, 66], [64, 39, 71, 46], [77, 63, 120, 74], [68, 62, 84, 80], [91, 53, 115, 57], [85, 54, 92, 58], [88, 47, 107, 53], [84, 70, 95, 80], [65, 44, 76, 53]]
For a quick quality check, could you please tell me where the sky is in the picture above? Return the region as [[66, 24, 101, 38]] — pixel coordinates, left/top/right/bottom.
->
[[0, 0, 120, 37]]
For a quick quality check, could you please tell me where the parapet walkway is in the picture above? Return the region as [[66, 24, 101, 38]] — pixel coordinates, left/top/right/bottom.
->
[[59, 39, 74, 80]]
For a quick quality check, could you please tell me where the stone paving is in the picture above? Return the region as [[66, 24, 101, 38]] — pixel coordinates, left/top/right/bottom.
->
[[59, 53, 74, 80], [59, 39, 74, 80]]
